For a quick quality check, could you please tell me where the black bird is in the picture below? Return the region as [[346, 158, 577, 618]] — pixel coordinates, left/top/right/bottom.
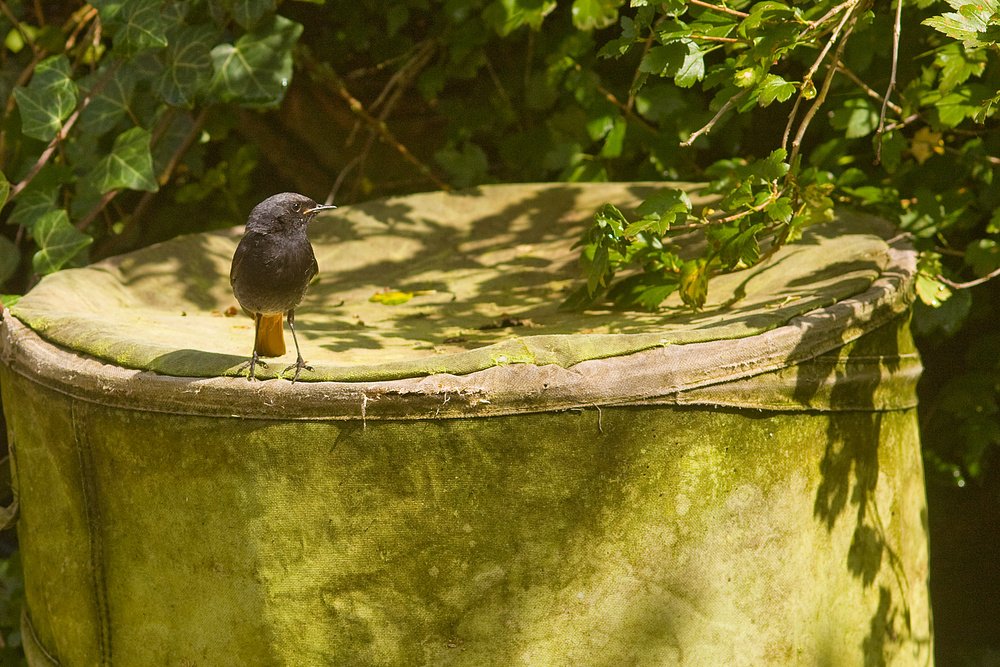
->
[[230, 192, 336, 381]]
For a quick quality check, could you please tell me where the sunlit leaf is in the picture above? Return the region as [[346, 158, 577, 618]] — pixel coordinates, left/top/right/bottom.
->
[[758, 73, 795, 106], [31, 210, 93, 275], [679, 258, 708, 309], [369, 290, 436, 305], [13, 55, 78, 141], [572, 0, 624, 31], [831, 98, 878, 139], [88, 127, 159, 193], [209, 14, 302, 108], [0, 171, 8, 210]]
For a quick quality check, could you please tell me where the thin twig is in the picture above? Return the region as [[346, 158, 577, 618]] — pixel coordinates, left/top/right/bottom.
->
[[692, 35, 747, 44], [783, 0, 859, 150], [799, 0, 858, 37], [881, 112, 920, 133], [573, 63, 658, 135], [876, 0, 903, 162], [349, 41, 440, 199], [936, 264, 1000, 289], [680, 88, 749, 147], [626, 30, 657, 114], [326, 155, 360, 206], [837, 61, 903, 115], [299, 48, 452, 192], [688, 0, 749, 18], [786, 5, 861, 174]]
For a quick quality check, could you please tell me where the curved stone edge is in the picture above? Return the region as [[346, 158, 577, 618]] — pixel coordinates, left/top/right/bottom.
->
[[0, 235, 917, 421]]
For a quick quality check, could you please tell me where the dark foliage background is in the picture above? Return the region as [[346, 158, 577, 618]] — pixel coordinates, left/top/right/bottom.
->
[[1, 0, 999, 663]]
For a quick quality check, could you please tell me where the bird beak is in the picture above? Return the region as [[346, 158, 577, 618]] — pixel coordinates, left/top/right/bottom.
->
[[304, 204, 337, 215]]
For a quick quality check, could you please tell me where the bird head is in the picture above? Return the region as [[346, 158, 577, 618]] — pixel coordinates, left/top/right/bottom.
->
[[245, 192, 337, 234]]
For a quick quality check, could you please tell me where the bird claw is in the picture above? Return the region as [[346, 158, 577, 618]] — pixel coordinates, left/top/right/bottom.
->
[[282, 358, 312, 382], [237, 357, 268, 381]]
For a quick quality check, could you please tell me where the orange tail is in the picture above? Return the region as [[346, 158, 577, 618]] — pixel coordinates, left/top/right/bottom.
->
[[255, 314, 286, 357]]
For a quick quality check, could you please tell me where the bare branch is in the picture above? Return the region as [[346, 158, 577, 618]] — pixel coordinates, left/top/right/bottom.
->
[[688, 0, 749, 19], [876, 0, 903, 162], [298, 47, 453, 194], [783, 0, 860, 151], [837, 61, 903, 115], [937, 265, 1000, 289], [786, 5, 861, 173]]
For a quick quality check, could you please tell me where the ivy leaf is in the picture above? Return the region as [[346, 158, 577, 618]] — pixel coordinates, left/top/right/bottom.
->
[[13, 55, 78, 141], [758, 73, 795, 106], [572, 0, 624, 31], [89, 0, 127, 22], [31, 210, 93, 275], [0, 236, 20, 285], [79, 63, 137, 135], [114, 0, 168, 56], [7, 190, 58, 230], [233, 0, 276, 29], [88, 127, 159, 193], [210, 14, 303, 108], [158, 23, 219, 107]]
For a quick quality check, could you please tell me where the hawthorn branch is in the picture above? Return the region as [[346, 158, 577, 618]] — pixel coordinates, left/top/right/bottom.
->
[[688, 0, 749, 18], [786, 5, 861, 174], [837, 61, 903, 115], [680, 88, 748, 147]]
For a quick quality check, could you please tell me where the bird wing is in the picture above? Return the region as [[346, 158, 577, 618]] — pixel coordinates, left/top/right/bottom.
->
[[230, 236, 247, 286]]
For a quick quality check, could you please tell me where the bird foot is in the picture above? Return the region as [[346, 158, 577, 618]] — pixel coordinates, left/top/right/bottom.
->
[[282, 357, 312, 382], [237, 357, 268, 381]]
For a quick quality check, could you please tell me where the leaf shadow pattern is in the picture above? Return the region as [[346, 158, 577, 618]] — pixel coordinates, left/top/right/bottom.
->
[[794, 304, 929, 664]]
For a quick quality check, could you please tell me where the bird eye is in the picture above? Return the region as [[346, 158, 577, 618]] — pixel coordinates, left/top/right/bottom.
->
[[292, 202, 301, 212]]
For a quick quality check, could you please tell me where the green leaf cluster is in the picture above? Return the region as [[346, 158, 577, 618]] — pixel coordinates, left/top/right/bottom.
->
[[0, 0, 304, 291]]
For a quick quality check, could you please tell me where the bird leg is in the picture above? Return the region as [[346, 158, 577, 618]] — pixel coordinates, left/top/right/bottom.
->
[[283, 310, 312, 382], [237, 313, 268, 380]]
